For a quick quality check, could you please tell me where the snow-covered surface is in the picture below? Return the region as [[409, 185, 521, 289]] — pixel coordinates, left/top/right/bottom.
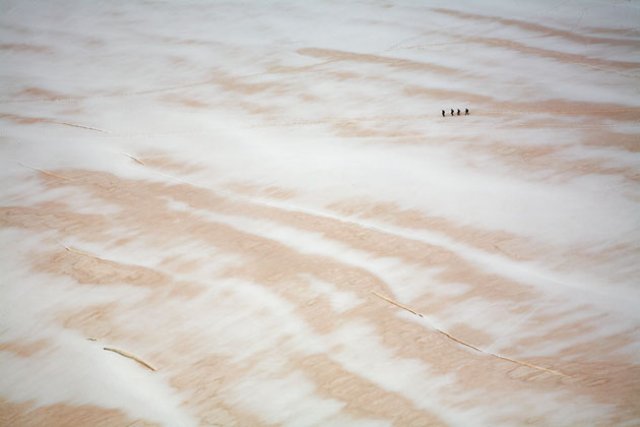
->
[[1, 0, 639, 425]]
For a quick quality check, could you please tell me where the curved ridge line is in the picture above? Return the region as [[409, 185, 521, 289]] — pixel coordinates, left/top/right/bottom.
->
[[372, 291, 570, 378]]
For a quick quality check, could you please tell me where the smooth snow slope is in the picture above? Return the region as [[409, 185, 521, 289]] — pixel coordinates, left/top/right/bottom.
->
[[1, 0, 639, 425]]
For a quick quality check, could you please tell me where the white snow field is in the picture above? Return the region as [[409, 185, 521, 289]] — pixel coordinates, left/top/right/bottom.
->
[[1, 0, 639, 425]]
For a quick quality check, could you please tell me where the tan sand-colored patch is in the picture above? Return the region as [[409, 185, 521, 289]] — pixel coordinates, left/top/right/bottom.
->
[[583, 26, 640, 38], [327, 70, 362, 81], [328, 199, 544, 261], [137, 152, 206, 175], [61, 303, 120, 341], [295, 354, 448, 426], [0, 202, 110, 236], [0, 114, 106, 133], [297, 47, 461, 76], [0, 113, 52, 125], [0, 43, 52, 53], [403, 84, 493, 106], [432, 8, 640, 48], [168, 355, 274, 426], [0, 339, 50, 358], [446, 323, 495, 348], [584, 129, 640, 153], [160, 94, 209, 109], [212, 71, 290, 96], [465, 140, 640, 184], [18, 87, 66, 101], [31, 169, 538, 311], [227, 182, 298, 200], [36, 249, 170, 288], [466, 35, 640, 71], [5, 165, 639, 424], [0, 399, 159, 427], [332, 119, 422, 138]]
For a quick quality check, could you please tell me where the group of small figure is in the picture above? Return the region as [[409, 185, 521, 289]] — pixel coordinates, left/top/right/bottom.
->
[[442, 108, 469, 117]]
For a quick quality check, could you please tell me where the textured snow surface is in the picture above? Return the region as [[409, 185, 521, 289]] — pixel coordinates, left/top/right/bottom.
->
[[1, 0, 639, 425]]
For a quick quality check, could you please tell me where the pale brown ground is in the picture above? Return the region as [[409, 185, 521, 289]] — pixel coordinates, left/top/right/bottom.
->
[[1, 2, 639, 426], [2, 158, 639, 425]]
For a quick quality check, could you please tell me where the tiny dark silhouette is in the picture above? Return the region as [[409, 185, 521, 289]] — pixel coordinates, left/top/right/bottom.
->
[[450, 108, 454, 116], [442, 110, 445, 117], [457, 109, 460, 116], [465, 108, 469, 115]]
